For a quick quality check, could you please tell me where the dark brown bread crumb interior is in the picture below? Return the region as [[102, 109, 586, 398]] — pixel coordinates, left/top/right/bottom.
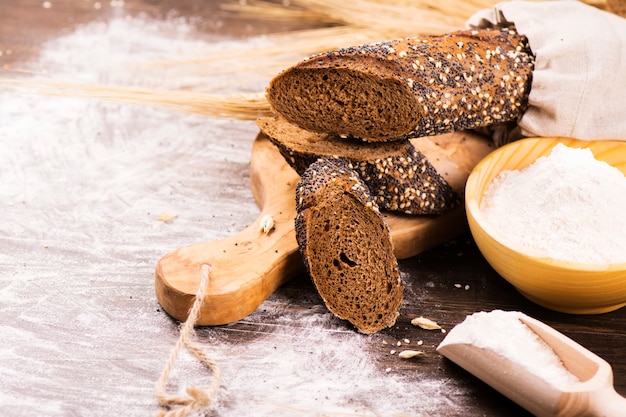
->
[[270, 67, 417, 141], [296, 159, 403, 334], [257, 116, 460, 215], [267, 28, 534, 142], [257, 115, 409, 161]]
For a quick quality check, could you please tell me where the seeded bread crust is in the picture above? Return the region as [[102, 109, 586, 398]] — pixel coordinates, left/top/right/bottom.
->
[[267, 28, 535, 142], [295, 158, 403, 334], [257, 116, 459, 214]]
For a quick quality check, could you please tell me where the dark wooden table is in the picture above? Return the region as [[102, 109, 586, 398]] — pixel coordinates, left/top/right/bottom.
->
[[1, 1, 623, 416]]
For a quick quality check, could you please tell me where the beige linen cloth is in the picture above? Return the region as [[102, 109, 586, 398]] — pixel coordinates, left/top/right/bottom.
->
[[467, 0, 626, 141]]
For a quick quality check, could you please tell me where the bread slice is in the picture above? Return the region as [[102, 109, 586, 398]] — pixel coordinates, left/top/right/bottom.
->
[[257, 116, 459, 215], [267, 28, 534, 142], [295, 158, 403, 334]]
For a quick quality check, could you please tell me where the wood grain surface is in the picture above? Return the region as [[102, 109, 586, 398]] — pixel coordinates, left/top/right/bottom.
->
[[1, 1, 624, 417], [154, 130, 493, 326]]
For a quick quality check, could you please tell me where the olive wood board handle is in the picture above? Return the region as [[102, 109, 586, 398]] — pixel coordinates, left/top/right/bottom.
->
[[155, 131, 494, 325]]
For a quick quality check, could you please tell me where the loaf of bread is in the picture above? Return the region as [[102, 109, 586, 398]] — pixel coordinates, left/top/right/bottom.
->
[[267, 28, 534, 142], [257, 116, 459, 215], [295, 158, 403, 334]]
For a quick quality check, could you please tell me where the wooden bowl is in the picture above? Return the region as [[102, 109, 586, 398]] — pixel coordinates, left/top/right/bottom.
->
[[465, 138, 626, 314]]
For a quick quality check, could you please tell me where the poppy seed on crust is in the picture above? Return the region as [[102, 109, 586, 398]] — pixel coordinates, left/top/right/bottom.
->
[[294, 158, 403, 334], [266, 28, 535, 142], [295, 157, 378, 214], [257, 116, 459, 215]]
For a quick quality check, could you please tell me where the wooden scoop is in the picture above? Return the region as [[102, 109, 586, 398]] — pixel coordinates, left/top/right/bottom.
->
[[437, 315, 626, 417], [155, 131, 493, 326]]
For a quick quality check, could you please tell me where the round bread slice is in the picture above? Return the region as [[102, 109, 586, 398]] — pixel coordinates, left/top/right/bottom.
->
[[295, 158, 403, 334], [266, 28, 534, 142], [257, 116, 459, 215]]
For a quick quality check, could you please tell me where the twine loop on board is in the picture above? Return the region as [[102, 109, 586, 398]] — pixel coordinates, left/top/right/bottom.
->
[[155, 264, 221, 417]]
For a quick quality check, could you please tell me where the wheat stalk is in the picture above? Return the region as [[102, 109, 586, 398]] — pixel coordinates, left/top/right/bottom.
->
[[0, 0, 606, 119]]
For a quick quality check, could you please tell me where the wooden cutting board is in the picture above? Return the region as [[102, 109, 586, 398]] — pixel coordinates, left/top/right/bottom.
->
[[155, 130, 494, 325]]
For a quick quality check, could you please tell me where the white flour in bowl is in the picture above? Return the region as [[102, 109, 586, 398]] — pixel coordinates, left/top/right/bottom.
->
[[480, 143, 626, 264]]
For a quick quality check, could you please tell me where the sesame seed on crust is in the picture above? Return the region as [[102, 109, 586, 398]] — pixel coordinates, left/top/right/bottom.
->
[[257, 116, 459, 215], [267, 28, 534, 142]]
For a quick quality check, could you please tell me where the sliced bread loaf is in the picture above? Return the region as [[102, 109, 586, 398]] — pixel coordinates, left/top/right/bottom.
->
[[295, 158, 403, 334], [257, 116, 459, 215], [267, 28, 534, 142]]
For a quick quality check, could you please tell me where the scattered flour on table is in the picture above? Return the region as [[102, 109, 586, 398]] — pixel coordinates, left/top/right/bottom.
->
[[33, 14, 274, 92], [188, 298, 469, 416], [0, 15, 470, 417], [480, 143, 626, 263], [439, 310, 580, 389]]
